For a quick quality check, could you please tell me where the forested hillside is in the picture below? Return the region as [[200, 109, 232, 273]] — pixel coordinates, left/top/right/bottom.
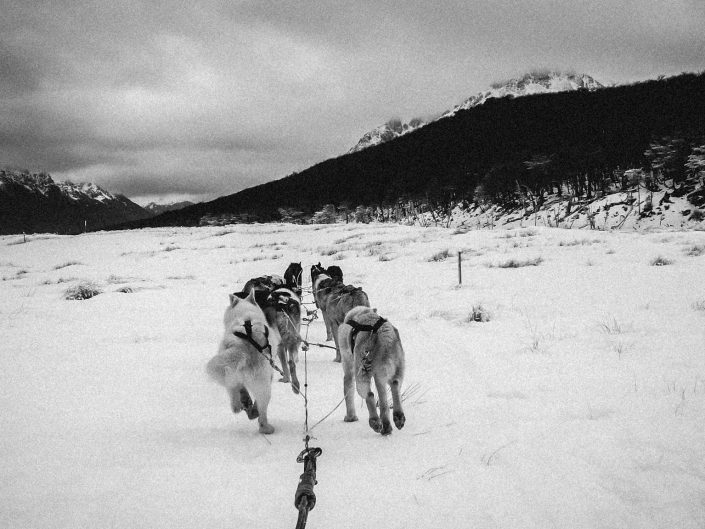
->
[[116, 72, 705, 229]]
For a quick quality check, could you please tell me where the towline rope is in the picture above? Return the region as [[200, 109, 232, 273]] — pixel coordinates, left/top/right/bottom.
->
[[293, 283, 322, 528]]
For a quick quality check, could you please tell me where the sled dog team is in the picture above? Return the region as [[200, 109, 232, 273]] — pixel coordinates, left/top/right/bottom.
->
[[207, 262, 406, 436]]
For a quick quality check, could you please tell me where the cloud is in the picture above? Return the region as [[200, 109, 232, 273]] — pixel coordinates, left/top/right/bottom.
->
[[1, 0, 704, 202]]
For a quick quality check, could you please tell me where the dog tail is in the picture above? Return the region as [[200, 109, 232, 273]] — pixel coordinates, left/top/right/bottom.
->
[[206, 355, 229, 385]]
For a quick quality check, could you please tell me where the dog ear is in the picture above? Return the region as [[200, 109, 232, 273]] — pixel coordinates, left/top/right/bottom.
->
[[246, 289, 257, 304], [229, 293, 239, 307]]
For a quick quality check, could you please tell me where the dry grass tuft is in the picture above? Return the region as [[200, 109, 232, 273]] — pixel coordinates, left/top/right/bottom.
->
[[64, 281, 102, 300]]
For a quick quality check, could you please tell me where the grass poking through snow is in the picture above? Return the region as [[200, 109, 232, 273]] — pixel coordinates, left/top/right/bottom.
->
[[64, 281, 102, 300], [489, 257, 543, 268]]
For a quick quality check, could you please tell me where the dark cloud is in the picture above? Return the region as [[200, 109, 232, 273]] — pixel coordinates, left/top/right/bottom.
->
[[1, 0, 704, 203]]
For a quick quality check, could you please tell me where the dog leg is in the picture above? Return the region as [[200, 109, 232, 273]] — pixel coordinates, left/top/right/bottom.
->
[[250, 382, 274, 434], [391, 379, 406, 429], [357, 376, 381, 432], [320, 307, 334, 341], [343, 370, 358, 422], [240, 388, 259, 420], [375, 378, 393, 435], [228, 385, 244, 414], [330, 320, 341, 362], [277, 343, 291, 384], [288, 358, 300, 394], [342, 363, 358, 422], [338, 323, 358, 422]]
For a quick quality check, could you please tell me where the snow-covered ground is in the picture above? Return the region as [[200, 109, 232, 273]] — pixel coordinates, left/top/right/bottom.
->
[[2, 224, 704, 529], [451, 188, 705, 232]]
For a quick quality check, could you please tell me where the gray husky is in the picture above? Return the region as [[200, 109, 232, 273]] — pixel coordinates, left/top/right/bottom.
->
[[243, 277, 302, 393], [338, 306, 406, 435], [206, 290, 278, 434], [263, 288, 303, 394], [311, 266, 370, 362]]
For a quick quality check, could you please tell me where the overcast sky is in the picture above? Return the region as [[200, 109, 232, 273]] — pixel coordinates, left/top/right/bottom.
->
[[1, 0, 704, 205]]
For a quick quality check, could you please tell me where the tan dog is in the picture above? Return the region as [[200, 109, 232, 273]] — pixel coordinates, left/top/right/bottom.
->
[[311, 266, 370, 362], [264, 288, 303, 393], [338, 306, 406, 435], [206, 290, 278, 434]]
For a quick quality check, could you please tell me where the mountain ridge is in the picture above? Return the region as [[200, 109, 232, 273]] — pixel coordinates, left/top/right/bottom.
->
[[112, 71, 704, 230], [0, 170, 150, 234], [144, 201, 196, 216], [350, 71, 604, 152]]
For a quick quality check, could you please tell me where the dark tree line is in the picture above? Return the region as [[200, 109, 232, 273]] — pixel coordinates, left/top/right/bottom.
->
[[114, 72, 705, 229]]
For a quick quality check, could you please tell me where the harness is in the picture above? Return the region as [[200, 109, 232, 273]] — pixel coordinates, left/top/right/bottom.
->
[[347, 317, 387, 373], [233, 320, 272, 354], [268, 289, 299, 312]]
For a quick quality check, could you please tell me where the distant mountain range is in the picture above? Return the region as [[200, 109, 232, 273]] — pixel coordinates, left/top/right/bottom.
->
[[0, 171, 150, 234], [144, 200, 195, 216], [0, 170, 202, 234], [349, 71, 604, 152]]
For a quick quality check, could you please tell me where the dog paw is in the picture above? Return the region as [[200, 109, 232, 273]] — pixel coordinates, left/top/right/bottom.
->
[[344, 414, 358, 423], [393, 411, 406, 430], [245, 403, 260, 420], [291, 383, 300, 395], [259, 423, 275, 435], [278, 376, 290, 383], [368, 418, 382, 433], [381, 421, 393, 436]]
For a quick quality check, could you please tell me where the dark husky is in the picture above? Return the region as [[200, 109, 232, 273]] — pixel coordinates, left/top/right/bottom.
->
[[326, 265, 343, 282], [309, 263, 344, 341], [311, 264, 370, 362], [283, 262, 303, 296], [243, 275, 302, 393], [338, 306, 406, 435]]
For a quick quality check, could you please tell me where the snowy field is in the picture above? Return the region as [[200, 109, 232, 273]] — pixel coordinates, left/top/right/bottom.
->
[[2, 223, 705, 529]]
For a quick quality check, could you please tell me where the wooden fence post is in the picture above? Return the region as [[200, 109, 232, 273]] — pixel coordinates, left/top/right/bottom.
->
[[458, 251, 462, 285]]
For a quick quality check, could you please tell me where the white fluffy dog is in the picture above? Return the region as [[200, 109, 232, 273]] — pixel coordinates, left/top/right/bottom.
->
[[206, 290, 278, 434]]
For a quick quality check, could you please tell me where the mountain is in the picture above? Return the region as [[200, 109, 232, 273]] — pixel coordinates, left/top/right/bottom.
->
[[112, 72, 705, 230], [349, 117, 426, 153], [0, 170, 150, 235], [440, 71, 603, 118], [144, 201, 195, 216], [350, 71, 603, 152]]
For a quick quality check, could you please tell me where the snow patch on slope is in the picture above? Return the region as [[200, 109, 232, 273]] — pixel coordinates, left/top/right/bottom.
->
[[441, 71, 603, 118], [349, 71, 604, 153]]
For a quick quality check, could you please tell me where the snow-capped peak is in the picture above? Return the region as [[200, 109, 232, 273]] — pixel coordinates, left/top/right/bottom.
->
[[441, 71, 603, 118], [348, 117, 426, 154], [0, 169, 151, 234], [348, 71, 603, 153]]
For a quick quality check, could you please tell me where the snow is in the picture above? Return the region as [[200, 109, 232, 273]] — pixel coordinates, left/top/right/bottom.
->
[[450, 187, 705, 231], [442, 72, 603, 118], [2, 224, 704, 528]]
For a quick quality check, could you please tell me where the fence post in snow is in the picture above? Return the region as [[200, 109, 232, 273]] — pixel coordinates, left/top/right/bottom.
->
[[458, 251, 462, 285]]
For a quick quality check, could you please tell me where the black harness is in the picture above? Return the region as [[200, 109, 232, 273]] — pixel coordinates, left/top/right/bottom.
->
[[268, 289, 299, 312], [347, 317, 387, 356], [233, 320, 271, 354]]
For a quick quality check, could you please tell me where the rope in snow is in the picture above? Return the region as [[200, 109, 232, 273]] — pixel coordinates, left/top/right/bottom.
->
[[293, 284, 321, 529]]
